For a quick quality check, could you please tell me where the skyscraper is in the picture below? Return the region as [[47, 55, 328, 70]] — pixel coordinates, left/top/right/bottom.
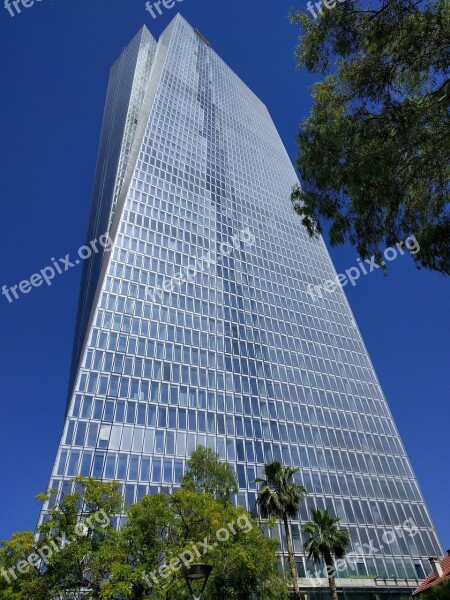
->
[[41, 15, 442, 598]]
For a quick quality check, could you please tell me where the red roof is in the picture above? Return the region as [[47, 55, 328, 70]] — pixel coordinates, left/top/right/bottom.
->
[[413, 556, 450, 595]]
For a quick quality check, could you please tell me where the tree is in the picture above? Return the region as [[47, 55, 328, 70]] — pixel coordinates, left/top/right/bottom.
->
[[110, 489, 289, 600], [0, 476, 123, 600], [0, 477, 288, 600], [255, 461, 308, 600], [0, 530, 37, 600], [301, 508, 350, 600], [181, 445, 238, 504], [289, 0, 450, 275]]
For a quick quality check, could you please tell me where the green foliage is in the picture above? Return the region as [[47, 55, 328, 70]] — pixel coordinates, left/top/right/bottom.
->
[[108, 489, 288, 600], [0, 530, 37, 599], [289, 0, 450, 275], [302, 507, 350, 565], [0, 477, 122, 600], [181, 444, 238, 504], [0, 474, 287, 600], [255, 461, 307, 521]]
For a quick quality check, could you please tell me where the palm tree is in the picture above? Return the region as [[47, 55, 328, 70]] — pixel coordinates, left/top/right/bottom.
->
[[255, 461, 308, 600], [301, 508, 350, 600]]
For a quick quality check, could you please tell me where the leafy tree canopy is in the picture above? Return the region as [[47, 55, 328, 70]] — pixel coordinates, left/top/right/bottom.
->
[[290, 0, 450, 274], [0, 476, 123, 600], [0, 475, 287, 600], [109, 489, 288, 600], [181, 445, 238, 504]]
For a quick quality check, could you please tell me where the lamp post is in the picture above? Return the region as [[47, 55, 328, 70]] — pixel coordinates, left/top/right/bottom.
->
[[181, 564, 213, 600]]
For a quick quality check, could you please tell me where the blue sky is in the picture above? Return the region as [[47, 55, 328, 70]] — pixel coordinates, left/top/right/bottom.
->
[[0, 0, 448, 550]]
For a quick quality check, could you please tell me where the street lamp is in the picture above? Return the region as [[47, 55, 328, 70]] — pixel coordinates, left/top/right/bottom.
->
[[181, 564, 213, 600]]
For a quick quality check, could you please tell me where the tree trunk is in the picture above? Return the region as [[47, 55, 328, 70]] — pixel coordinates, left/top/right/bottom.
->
[[324, 553, 339, 600], [282, 511, 302, 600]]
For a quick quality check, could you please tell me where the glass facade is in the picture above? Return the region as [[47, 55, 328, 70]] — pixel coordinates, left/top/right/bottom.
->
[[41, 14, 442, 591], [68, 26, 158, 407]]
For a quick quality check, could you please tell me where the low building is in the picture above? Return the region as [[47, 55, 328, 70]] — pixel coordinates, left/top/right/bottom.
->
[[412, 552, 450, 597]]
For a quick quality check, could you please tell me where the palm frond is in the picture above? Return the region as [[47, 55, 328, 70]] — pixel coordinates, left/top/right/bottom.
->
[[255, 461, 307, 520], [301, 508, 350, 566]]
